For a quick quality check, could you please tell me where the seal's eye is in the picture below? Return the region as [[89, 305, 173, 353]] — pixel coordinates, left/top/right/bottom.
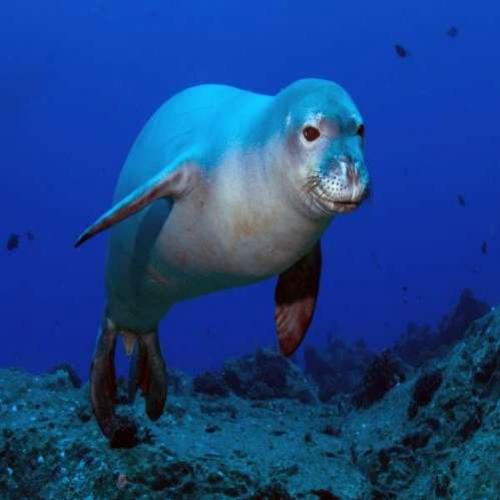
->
[[303, 126, 320, 142], [357, 124, 365, 139]]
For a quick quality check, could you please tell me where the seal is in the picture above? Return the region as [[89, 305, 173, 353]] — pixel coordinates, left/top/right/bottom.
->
[[76, 78, 370, 440]]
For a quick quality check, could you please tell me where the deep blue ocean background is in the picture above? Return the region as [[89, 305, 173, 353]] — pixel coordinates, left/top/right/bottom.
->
[[1, 0, 498, 381]]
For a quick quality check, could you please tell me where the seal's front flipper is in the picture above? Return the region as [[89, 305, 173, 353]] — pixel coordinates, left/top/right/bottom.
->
[[75, 161, 198, 247], [275, 241, 322, 357], [128, 331, 167, 421], [90, 318, 118, 437]]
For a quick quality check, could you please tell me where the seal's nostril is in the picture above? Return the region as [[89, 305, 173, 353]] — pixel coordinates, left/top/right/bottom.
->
[[346, 164, 359, 185]]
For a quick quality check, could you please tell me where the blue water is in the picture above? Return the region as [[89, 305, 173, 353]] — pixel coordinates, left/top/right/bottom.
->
[[1, 0, 498, 380]]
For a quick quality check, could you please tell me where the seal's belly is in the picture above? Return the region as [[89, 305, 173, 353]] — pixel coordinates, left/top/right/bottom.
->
[[147, 189, 319, 301]]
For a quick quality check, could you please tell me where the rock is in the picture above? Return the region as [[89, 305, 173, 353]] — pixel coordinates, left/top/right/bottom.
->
[[352, 350, 406, 408], [222, 347, 317, 403], [437, 289, 489, 346], [0, 296, 498, 499], [109, 416, 138, 449], [193, 372, 229, 397], [407, 370, 443, 419], [304, 337, 373, 402], [205, 424, 221, 433], [352, 307, 500, 498], [394, 289, 490, 367], [247, 380, 275, 400], [311, 489, 341, 500], [167, 368, 192, 395], [252, 482, 293, 499], [48, 363, 82, 389], [320, 424, 341, 437], [149, 461, 194, 491], [75, 404, 92, 423], [393, 322, 434, 366]]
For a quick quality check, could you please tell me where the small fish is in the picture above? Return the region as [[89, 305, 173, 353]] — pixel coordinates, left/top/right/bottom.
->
[[26, 231, 35, 241], [446, 26, 459, 38], [394, 44, 409, 58], [457, 194, 466, 207], [481, 241, 488, 255], [6, 233, 19, 251], [402, 285, 408, 292]]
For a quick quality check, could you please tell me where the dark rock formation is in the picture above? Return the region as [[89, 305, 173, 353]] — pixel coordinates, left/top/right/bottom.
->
[[0, 293, 498, 498], [352, 350, 406, 408], [352, 308, 500, 498], [393, 322, 434, 366], [304, 337, 373, 402], [437, 289, 489, 347], [408, 370, 443, 419], [47, 363, 81, 389], [222, 348, 316, 403], [193, 371, 229, 397], [394, 289, 490, 367]]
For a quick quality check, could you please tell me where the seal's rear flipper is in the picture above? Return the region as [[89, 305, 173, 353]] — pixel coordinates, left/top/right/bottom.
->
[[128, 331, 167, 421], [74, 161, 198, 247], [275, 241, 322, 357], [90, 317, 118, 437]]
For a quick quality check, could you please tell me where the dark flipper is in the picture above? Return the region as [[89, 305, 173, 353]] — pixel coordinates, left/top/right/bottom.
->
[[128, 337, 146, 404], [275, 241, 322, 357], [128, 331, 167, 421], [90, 318, 118, 437]]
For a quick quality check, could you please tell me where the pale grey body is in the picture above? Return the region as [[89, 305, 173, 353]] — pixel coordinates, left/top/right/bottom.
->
[[106, 84, 328, 333], [76, 79, 369, 440]]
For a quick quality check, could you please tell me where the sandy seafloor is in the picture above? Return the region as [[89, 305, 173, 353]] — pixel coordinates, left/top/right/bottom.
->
[[0, 302, 498, 499]]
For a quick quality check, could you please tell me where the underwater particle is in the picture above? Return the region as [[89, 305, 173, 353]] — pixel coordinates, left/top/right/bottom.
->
[[481, 241, 488, 255], [394, 44, 409, 58], [446, 26, 459, 38], [6, 233, 19, 251], [457, 194, 466, 207], [26, 231, 35, 241]]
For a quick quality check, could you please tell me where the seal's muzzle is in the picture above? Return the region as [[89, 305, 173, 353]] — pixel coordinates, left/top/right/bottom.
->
[[318, 155, 369, 213]]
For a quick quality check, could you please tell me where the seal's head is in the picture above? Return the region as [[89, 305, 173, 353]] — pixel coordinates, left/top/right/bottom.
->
[[272, 78, 370, 219]]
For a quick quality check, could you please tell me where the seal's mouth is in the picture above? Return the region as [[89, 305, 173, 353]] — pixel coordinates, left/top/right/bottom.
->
[[300, 171, 369, 217], [331, 200, 360, 212], [309, 185, 365, 215]]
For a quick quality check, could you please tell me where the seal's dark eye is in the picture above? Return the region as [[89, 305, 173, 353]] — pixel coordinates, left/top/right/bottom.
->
[[357, 124, 365, 138], [303, 126, 320, 142]]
